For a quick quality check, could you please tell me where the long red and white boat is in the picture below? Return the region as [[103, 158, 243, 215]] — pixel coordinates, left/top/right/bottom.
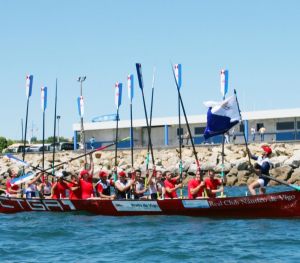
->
[[0, 190, 299, 218]]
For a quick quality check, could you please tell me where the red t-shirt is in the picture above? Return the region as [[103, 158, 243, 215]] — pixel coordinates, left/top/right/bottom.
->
[[188, 179, 203, 199], [204, 178, 222, 198], [67, 182, 81, 200], [164, 179, 178, 199], [6, 179, 19, 194], [52, 181, 69, 199], [80, 179, 94, 199]]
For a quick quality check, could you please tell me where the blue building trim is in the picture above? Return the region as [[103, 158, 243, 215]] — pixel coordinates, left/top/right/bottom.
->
[[164, 125, 169, 146]]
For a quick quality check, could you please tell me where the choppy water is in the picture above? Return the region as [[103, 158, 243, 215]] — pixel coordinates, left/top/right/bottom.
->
[[1, 186, 300, 263]]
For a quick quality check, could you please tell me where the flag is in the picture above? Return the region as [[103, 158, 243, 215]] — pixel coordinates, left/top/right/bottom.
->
[[127, 74, 134, 101], [136, 63, 144, 90], [77, 96, 84, 117], [26, 75, 33, 98], [220, 69, 229, 98], [115, 82, 122, 108], [204, 95, 240, 139], [41, 86, 47, 112], [174, 64, 182, 89]]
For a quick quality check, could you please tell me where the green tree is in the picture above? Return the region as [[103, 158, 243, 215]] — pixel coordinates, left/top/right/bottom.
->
[[0, 137, 8, 152]]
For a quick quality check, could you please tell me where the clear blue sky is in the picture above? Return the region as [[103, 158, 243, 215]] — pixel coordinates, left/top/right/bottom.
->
[[1, 0, 300, 140]]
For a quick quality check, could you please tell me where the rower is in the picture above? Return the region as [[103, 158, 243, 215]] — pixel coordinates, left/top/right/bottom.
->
[[248, 145, 272, 195], [133, 169, 148, 200], [5, 168, 21, 197], [204, 169, 225, 198], [39, 173, 52, 198], [67, 174, 81, 200], [164, 171, 183, 199], [114, 171, 134, 199], [24, 172, 43, 199], [96, 170, 115, 200], [51, 172, 70, 199], [188, 169, 205, 199]]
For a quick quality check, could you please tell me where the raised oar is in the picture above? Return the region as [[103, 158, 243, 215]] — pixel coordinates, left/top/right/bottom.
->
[[5, 137, 130, 175], [114, 82, 122, 181], [41, 86, 47, 172], [174, 64, 183, 198], [261, 174, 300, 191], [146, 67, 156, 172], [171, 63, 200, 172], [136, 63, 155, 165], [52, 79, 58, 177], [127, 74, 134, 168], [23, 75, 33, 162]]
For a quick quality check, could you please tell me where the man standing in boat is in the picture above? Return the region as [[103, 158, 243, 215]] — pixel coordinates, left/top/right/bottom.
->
[[248, 145, 272, 195], [204, 169, 226, 198], [188, 169, 205, 199]]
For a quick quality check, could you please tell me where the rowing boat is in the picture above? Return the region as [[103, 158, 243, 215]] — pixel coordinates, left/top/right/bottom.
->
[[1, 190, 299, 218]]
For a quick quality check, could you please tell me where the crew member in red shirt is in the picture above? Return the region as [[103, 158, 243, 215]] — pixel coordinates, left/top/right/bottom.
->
[[67, 174, 81, 200], [51, 173, 70, 199], [164, 171, 182, 199], [204, 170, 225, 198], [5, 169, 20, 197], [80, 170, 94, 199], [188, 169, 205, 199]]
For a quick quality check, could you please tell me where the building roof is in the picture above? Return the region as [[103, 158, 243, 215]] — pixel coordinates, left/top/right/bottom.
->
[[73, 108, 300, 131]]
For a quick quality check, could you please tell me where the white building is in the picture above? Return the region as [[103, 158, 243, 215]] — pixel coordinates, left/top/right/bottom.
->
[[72, 108, 300, 149]]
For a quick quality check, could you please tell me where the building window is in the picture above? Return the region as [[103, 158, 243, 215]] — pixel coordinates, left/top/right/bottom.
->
[[276, 121, 294, 130], [256, 123, 264, 131], [297, 121, 300, 130], [177, 128, 183, 136], [194, 127, 206, 135]]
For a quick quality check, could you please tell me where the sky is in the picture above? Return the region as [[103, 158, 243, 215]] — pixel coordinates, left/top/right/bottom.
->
[[0, 0, 300, 140]]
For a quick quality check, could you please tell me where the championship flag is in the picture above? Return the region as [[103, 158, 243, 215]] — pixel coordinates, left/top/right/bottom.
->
[[115, 82, 122, 108], [26, 75, 33, 98], [77, 96, 84, 117], [41, 87, 47, 112], [136, 63, 144, 90], [127, 74, 134, 101], [220, 69, 229, 98], [203, 95, 240, 139], [174, 64, 182, 89]]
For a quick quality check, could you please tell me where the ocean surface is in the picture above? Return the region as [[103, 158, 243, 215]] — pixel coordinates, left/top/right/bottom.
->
[[0, 186, 299, 263]]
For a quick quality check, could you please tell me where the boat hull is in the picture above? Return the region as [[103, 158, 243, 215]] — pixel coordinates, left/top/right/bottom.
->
[[1, 190, 299, 218]]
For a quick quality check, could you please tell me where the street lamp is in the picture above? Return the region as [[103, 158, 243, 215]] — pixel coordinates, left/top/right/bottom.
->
[[77, 76, 87, 157], [57, 115, 61, 144]]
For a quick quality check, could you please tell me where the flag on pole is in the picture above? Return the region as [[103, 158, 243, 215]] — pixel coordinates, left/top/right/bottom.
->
[[220, 69, 229, 98], [26, 75, 33, 98], [41, 87, 47, 112], [115, 82, 122, 108], [174, 64, 182, 89], [136, 63, 144, 90], [77, 96, 84, 117], [127, 74, 134, 101], [204, 95, 240, 139]]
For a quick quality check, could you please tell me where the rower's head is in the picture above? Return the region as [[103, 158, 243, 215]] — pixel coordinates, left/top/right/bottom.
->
[[80, 170, 89, 181], [165, 171, 172, 181], [208, 169, 215, 178], [135, 169, 142, 178], [156, 170, 162, 180], [118, 170, 126, 180], [99, 171, 108, 180], [261, 145, 272, 157], [7, 168, 17, 178], [195, 169, 201, 181], [71, 174, 78, 182]]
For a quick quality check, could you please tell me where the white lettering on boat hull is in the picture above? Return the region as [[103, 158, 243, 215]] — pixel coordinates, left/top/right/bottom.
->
[[112, 201, 161, 212]]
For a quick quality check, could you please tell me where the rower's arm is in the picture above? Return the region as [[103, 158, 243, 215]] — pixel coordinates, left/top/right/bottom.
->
[[166, 183, 182, 193], [190, 182, 205, 195]]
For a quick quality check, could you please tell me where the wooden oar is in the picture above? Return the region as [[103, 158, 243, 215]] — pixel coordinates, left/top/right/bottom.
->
[[261, 174, 300, 191]]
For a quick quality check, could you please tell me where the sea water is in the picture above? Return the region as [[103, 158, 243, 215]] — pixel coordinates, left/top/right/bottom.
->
[[0, 186, 299, 263]]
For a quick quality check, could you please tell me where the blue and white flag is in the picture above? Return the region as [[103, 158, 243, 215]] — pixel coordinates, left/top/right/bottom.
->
[[115, 82, 122, 108], [26, 75, 33, 98], [127, 74, 134, 101], [174, 64, 182, 89], [11, 172, 35, 186], [204, 95, 240, 139], [136, 63, 144, 90], [41, 86, 47, 112], [77, 96, 84, 117], [220, 69, 229, 98]]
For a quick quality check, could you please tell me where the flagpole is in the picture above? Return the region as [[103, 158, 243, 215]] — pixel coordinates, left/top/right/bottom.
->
[[171, 64, 200, 175], [136, 63, 155, 166]]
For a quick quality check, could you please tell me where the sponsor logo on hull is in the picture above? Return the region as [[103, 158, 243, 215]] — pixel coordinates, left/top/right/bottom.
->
[[112, 201, 161, 212], [182, 200, 210, 209]]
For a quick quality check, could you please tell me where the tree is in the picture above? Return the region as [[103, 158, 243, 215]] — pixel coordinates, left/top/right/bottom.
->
[[0, 137, 8, 152]]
